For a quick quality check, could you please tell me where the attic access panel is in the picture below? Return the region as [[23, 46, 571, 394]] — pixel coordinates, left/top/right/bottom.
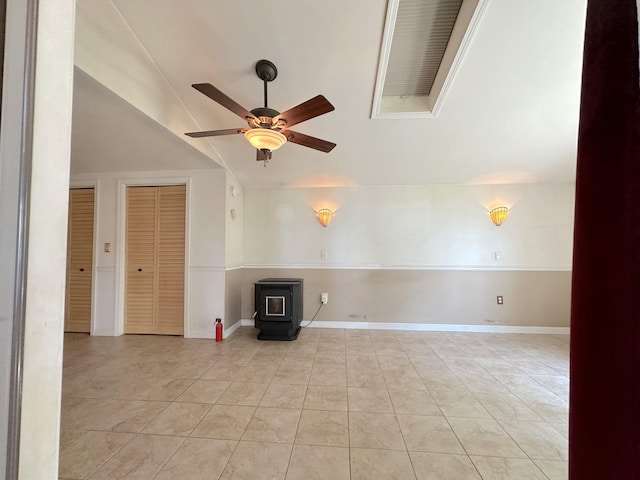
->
[[372, 0, 488, 118]]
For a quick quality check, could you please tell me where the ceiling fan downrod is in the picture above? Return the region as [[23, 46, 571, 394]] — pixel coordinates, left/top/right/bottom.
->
[[255, 59, 278, 109]]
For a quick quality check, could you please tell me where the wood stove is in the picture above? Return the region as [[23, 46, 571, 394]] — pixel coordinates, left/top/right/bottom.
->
[[254, 278, 303, 341]]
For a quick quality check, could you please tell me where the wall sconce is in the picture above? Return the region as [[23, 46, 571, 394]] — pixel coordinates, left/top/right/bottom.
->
[[489, 206, 509, 226], [317, 208, 333, 227]]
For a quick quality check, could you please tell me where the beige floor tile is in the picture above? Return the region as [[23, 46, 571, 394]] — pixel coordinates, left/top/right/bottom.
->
[[107, 376, 195, 401], [397, 415, 465, 453], [220, 440, 292, 480], [59, 430, 133, 479], [250, 351, 287, 365], [349, 412, 406, 450], [388, 387, 441, 415], [348, 386, 394, 412], [153, 438, 237, 480], [142, 402, 211, 436], [533, 459, 568, 480], [241, 407, 301, 443], [60, 329, 571, 480], [303, 385, 348, 411], [284, 352, 316, 367], [315, 351, 347, 366], [295, 409, 349, 447], [217, 381, 268, 406], [260, 383, 307, 408], [62, 375, 116, 398], [419, 369, 468, 391], [88, 434, 183, 479], [309, 365, 347, 386], [409, 452, 481, 480], [58, 427, 87, 451], [60, 397, 107, 431], [286, 445, 350, 480], [377, 351, 411, 365], [499, 420, 568, 460], [159, 360, 213, 379], [474, 392, 544, 421], [550, 421, 568, 439], [191, 405, 255, 440], [175, 379, 231, 403], [347, 368, 387, 387], [271, 364, 313, 385], [470, 456, 549, 479], [200, 363, 246, 381], [346, 353, 380, 368], [350, 448, 416, 480], [235, 363, 279, 382], [88, 399, 171, 432], [430, 388, 492, 419], [455, 373, 511, 394], [447, 417, 526, 458], [383, 367, 428, 390]]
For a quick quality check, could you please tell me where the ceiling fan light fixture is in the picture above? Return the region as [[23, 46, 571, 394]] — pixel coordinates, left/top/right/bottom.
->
[[244, 128, 287, 152]]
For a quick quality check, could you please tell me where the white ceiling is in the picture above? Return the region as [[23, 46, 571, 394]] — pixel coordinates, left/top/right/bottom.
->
[[71, 0, 587, 188]]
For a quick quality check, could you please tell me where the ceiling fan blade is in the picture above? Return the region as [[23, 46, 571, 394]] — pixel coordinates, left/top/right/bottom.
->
[[256, 149, 272, 162], [282, 130, 336, 153], [192, 83, 257, 121], [185, 128, 247, 138], [274, 95, 335, 128]]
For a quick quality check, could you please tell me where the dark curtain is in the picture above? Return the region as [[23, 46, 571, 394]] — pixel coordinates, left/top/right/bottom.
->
[[569, 1, 640, 478]]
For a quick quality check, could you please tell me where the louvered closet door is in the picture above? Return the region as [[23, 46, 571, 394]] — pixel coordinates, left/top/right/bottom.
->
[[156, 185, 186, 335], [125, 187, 158, 333], [65, 188, 95, 333], [125, 185, 185, 335]]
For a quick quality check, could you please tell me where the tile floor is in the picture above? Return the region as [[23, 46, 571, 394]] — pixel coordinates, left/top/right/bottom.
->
[[59, 327, 569, 479]]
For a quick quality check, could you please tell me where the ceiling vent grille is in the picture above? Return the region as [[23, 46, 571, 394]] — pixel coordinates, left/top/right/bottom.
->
[[383, 0, 463, 97], [372, 0, 488, 118]]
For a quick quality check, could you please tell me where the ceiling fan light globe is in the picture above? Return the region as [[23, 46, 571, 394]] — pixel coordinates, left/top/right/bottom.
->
[[244, 128, 287, 152]]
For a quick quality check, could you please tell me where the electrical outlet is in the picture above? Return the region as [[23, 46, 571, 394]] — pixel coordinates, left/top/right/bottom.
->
[[497, 295, 504, 305], [321, 293, 328, 304]]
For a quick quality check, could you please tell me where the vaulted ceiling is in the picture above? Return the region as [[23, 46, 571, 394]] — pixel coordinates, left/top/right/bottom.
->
[[71, 0, 587, 188]]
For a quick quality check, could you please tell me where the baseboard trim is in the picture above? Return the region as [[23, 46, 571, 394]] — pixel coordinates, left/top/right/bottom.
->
[[91, 329, 117, 336], [223, 320, 243, 338], [238, 319, 568, 334]]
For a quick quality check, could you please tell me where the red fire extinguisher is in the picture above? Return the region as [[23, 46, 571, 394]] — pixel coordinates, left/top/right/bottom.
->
[[215, 318, 223, 342]]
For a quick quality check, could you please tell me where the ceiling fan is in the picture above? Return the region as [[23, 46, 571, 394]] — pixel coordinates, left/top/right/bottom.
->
[[185, 59, 336, 165]]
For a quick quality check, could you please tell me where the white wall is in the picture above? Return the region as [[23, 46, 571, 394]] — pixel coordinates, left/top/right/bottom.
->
[[243, 183, 575, 270], [71, 168, 227, 338], [225, 171, 244, 268], [74, 0, 220, 163]]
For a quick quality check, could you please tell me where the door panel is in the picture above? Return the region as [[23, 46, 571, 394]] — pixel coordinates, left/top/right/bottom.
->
[[65, 188, 94, 333], [156, 185, 185, 335], [125, 187, 157, 333]]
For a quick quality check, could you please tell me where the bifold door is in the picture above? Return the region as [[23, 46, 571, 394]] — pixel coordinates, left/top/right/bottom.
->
[[125, 185, 185, 335]]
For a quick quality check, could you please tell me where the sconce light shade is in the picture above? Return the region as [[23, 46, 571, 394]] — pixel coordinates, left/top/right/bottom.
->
[[489, 206, 509, 226], [244, 128, 287, 152], [317, 208, 333, 227]]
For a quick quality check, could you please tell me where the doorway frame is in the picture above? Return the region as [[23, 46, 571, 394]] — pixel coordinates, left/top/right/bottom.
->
[[115, 176, 191, 336]]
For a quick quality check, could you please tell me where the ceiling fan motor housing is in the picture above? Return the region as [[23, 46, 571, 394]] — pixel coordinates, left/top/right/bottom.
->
[[255, 59, 278, 82], [250, 107, 281, 128]]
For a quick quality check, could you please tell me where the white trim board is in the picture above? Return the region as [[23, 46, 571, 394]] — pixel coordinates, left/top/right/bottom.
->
[[238, 319, 569, 335], [242, 264, 572, 272]]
